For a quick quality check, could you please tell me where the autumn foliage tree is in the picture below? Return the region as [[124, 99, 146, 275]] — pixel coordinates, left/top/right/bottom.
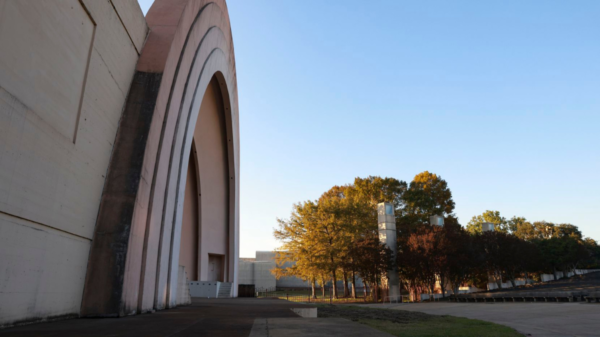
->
[[349, 234, 393, 302], [274, 177, 402, 299], [273, 172, 600, 303], [400, 171, 457, 234]]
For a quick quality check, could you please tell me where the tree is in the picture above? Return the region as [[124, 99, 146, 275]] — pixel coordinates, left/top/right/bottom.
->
[[513, 220, 537, 240], [554, 224, 582, 240], [581, 238, 600, 269], [351, 176, 407, 210], [443, 227, 481, 296], [534, 236, 589, 280], [507, 216, 528, 234], [273, 201, 323, 297], [531, 221, 556, 239], [350, 234, 393, 302], [476, 231, 506, 289], [400, 171, 457, 233], [466, 210, 508, 234], [346, 177, 405, 297], [398, 225, 445, 299], [316, 186, 355, 299], [497, 234, 531, 287]]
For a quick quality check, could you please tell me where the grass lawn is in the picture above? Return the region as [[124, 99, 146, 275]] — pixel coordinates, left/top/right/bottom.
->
[[315, 305, 522, 337], [258, 290, 376, 303]]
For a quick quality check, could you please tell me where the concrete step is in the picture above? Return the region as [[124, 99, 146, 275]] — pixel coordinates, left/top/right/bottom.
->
[[218, 282, 232, 298]]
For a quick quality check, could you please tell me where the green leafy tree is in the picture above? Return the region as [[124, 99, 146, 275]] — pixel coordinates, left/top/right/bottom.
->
[[398, 225, 445, 299], [350, 176, 407, 220], [350, 234, 393, 302], [507, 216, 528, 233], [581, 238, 600, 269], [476, 231, 507, 289], [531, 221, 556, 239], [534, 236, 589, 279], [273, 201, 323, 297], [400, 171, 457, 233], [443, 226, 482, 296], [513, 220, 537, 240], [554, 224, 583, 240], [466, 210, 508, 234]]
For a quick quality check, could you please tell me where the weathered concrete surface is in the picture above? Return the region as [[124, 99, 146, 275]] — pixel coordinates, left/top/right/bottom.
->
[[0, 298, 307, 337], [82, 0, 241, 316], [366, 302, 600, 337], [249, 318, 393, 337], [0, 0, 145, 327], [290, 308, 317, 318]]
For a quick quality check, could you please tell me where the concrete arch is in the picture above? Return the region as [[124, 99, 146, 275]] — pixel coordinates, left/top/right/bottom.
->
[[82, 0, 239, 317], [180, 141, 200, 282], [187, 75, 231, 284]]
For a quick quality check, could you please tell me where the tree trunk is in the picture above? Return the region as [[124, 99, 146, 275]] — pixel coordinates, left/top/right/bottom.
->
[[351, 272, 357, 298], [332, 274, 338, 299], [311, 279, 316, 299], [439, 273, 446, 298], [321, 276, 326, 298], [430, 284, 435, 302], [451, 281, 460, 296], [342, 272, 349, 297], [373, 283, 379, 303], [364, 281, 369, 298], [495, 270, 503, 289]]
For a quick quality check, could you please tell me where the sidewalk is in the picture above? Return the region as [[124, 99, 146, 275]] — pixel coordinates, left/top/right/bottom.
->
[[0, 298, 309, 337]]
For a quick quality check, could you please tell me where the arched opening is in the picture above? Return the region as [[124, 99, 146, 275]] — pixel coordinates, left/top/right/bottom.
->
[[179, 148, 199, 280], [179, 76, 229, 282]]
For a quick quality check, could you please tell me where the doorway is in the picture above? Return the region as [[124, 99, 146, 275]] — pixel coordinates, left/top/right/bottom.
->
[[208, 254, 224, 282]]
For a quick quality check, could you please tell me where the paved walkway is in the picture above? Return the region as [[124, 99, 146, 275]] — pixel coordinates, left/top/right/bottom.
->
[[0, 298, 309, 337], [365, 302, 600, 337]]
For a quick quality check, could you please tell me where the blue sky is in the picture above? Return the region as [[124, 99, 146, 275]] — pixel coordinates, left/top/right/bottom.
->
[[137, 1, 600, 257]]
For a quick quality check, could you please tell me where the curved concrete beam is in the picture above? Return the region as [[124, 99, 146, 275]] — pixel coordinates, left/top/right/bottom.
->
[[81, 0, 239, 317]]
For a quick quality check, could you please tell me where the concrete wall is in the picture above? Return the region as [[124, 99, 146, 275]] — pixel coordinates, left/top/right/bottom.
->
[[240, 251, 314, 289], [239, 259, 276, 290], [175, 265, 192, 306], [0, 0, 240, 324], [253, 262, 277, 290], [255, 251, 310, 288], [0, 0, 146, 327], [239, 251, 372, 291], [188, 281, 218, 298], [238, 260, 254, 285]]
